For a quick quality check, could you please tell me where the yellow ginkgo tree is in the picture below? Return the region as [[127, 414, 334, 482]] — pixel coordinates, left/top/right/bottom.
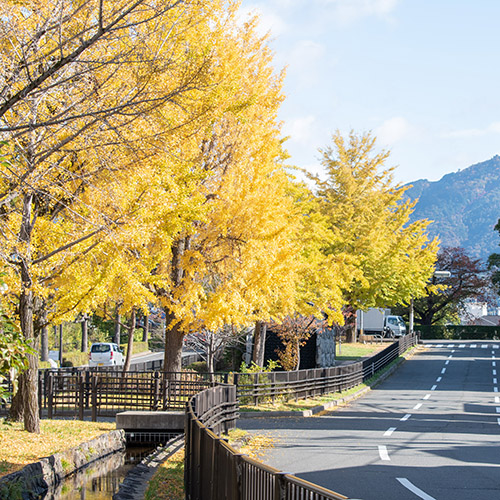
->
[[314, 131, 439, 341]]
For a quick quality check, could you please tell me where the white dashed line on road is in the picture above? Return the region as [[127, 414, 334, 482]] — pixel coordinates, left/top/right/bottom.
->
[[378, 445, 390, 461], [436, 377, 442, 382], [431, 385, 437, 391], [413, 403, 422, 410], [397, 478, 436, 500], [494, 378, 498, 385], [400, 414, 411, 421], [423, 394, 431, 400], [384, 427, 396, 437], [493, 361, 497, 367], [497, 418, 500, 426], [495, 396, 500, 404], [471, 344, 477, 348], [441, 368, 446, 374], [496, 407, 500, 413], [494, 387, 498, 393], [494, 370, 497, 376], [445, 360, 450, 365], [459, 344, 466, 348]]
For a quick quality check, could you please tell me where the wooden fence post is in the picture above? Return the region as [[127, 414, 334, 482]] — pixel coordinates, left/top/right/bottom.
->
[[78, 373, 85, 421], [91, 374, 98, 422]]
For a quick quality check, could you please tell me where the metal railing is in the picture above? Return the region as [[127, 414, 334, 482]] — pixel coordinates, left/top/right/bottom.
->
[[185, 385, 349, 500], [237, 334, 416, 406]]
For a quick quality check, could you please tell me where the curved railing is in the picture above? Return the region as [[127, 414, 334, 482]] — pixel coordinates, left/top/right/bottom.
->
[[185, 385, 349, 500]]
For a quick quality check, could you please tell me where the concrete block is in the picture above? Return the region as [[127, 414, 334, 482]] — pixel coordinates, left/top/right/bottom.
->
[[116, 411, 185, 432]]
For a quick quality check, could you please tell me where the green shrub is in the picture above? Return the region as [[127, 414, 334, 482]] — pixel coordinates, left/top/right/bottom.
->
[[238, 360, 281, 405], [62, 352, 89, 367], [186, 361, 208, 373]]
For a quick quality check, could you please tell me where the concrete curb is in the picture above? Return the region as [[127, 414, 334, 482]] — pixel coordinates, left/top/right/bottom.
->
[[239, 345, 420, 419], [113, 435, 184, 500]]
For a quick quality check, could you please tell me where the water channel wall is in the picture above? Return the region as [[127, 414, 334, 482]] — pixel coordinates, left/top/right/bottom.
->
[[0, 429, 125, 500]]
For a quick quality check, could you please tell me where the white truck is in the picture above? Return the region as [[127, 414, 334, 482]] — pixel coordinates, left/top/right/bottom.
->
[[357, 308, 406, 338]]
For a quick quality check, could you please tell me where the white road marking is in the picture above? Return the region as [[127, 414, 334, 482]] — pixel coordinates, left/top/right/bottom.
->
[[431, 385, 437, 391], [400, 414, 411, 421], [397, 478, 436, 500], [471, 344, 477, 348], [413, 403, 422, 410], [435, 344, 443, 348], [441, 368, 446, 374], [497, 418, 500, 426], [378, 445, 390, 461], [494, 370, 497, 376], [493, 361, 497, 367], [495, 396, 500, 404], [445, 360, 450, 365], [459, 344, 466, 348], [448, 344, 455, 348], [436, 377, 442, 382], [384, 427, 396, 437], [452, 350, 456, 353], [496, 407, 500, 413], [494, 378, 498, 384], [495, 387, 499, 393], [494, 345, 499, 349], [482, 344, 488, 349], [423, 394, 431, 400]]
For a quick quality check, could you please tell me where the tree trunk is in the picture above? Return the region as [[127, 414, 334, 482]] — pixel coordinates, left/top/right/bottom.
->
[[81, 316, 88, 352], [58, 324, 63, 365], [163, 310, 185, 375], [123, 309, 136, 373], [16, 192, 40, 432], [114, 311, 121, 345], [142, 313, 149, 343], [40, 325, 49, 362], [19, 268, 40, 433], [252, 321, 267, 367], [344, 306, 357, 343]]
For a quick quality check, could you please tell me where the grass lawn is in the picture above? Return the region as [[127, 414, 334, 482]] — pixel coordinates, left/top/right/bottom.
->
[[0, 419, 115, 478], [335, 342, 386, 361]]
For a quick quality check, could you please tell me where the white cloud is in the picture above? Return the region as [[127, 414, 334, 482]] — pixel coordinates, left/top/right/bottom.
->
[[375, 117, 417, 146], [318, 0, 399, 24], [441, 122, 500, 139], [286, 40, 327, 86], [283, 115, 318, 145]]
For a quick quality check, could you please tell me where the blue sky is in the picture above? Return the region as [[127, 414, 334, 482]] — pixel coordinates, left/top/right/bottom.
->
[[240, 0, 500, 185]]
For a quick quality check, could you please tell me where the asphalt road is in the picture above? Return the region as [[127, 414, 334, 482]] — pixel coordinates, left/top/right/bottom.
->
[[239, 341, 500, 500]]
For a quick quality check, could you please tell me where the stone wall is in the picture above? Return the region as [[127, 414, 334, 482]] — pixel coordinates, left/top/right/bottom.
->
[[0, 429, 125, 500]]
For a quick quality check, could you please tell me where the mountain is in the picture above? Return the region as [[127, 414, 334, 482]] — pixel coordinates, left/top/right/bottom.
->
[[404, 156, 500, 263]]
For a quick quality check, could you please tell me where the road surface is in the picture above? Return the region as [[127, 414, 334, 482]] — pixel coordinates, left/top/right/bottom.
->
[[239, 341, 500, 500]]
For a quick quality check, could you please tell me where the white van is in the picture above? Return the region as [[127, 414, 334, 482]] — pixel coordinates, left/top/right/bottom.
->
[[89, 343, 124, 367]]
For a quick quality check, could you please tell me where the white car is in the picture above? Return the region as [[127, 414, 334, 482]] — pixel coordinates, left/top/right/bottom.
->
[[89, 343, 124, 367]]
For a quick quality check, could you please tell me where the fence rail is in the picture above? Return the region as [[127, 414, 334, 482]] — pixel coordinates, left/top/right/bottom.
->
[[185, 385, 349, 500], [237, 334, 416, 406], [1, 334, 416, 419]]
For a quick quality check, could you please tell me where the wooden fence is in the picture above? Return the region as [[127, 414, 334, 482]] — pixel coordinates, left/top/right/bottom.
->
[[1, 334, 416, 419]]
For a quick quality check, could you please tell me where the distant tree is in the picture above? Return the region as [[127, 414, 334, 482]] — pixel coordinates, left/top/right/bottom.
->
[[487, 219, 500, 295], [397, 247, 490, 325], [314, 131, 439, 341]]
